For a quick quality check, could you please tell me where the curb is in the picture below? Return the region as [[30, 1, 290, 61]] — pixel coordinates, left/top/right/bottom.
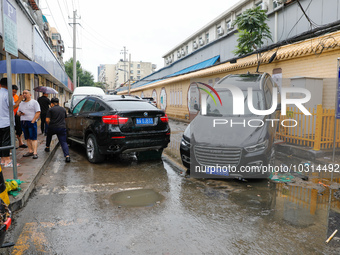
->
[[9, 142, 60, 212], [162, 152, 187, 174]]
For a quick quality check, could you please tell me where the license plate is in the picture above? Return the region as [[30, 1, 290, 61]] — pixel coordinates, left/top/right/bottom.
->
[[136, 118, 154, 125]]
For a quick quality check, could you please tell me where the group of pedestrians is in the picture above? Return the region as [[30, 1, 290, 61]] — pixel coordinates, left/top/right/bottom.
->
[[0, 77, 71, 168]]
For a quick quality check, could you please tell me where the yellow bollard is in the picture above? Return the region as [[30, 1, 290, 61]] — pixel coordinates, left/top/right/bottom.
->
[[0, 166, 10, 205]]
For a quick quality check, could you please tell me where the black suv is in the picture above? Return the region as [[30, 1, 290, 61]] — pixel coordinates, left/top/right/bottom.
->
[[180, 73, 280, 178], [66, 95, 170, 163]]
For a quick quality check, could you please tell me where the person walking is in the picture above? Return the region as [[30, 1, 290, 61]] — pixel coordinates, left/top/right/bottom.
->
[[17, 89, 41, 159], [45, 98, 70, 162], [12, 85, 27, 149], [37, 92, 50, 136], [0, 78, 23, 167]]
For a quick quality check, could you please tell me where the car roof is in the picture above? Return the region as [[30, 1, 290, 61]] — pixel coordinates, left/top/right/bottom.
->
[[73, 86, 105, 95], [101, 95, 143, 102], [215, 73, 269, 91]]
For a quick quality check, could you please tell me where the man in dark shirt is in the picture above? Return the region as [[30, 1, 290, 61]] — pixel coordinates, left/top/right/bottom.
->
[[45, 98, 70, 162], [37, 93, 51, 135]]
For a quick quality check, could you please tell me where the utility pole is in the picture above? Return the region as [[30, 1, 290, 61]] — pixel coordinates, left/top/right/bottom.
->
[[120, 46, 128, 83], [128, 53, 131, 95], [69, 10, 81, 87]]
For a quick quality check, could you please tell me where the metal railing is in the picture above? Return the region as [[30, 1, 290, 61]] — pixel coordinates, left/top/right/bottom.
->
[[276, 104, 340, 150]]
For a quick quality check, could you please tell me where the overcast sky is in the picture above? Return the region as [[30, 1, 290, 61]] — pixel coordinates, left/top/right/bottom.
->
[[40, 0, 240, 81]]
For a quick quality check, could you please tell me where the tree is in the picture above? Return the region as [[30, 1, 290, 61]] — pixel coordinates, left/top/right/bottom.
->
[[232, 6, 272, 72], [94, 82, 106, 90], [64, 58, 95, 87]]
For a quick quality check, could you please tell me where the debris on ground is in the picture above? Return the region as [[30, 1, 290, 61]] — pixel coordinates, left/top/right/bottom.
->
[[5, 179, 24, 197], [326, 229, 338, 244]]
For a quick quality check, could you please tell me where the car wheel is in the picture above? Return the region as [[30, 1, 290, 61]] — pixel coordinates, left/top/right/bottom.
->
[[86, 134, 105, 163], [137, 149, 163, 161]]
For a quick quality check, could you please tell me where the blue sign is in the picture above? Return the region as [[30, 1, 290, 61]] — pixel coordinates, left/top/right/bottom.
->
[[2, 0, 18, 56], [337, 67, 340, 119]]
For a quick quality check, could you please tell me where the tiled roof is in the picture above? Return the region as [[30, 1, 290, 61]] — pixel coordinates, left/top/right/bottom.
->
[[128, 30, 340, 92]]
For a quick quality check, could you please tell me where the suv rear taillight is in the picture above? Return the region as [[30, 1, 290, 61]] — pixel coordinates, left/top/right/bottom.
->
[[160, 114, 168, 123], [102, 115, 129, 125]]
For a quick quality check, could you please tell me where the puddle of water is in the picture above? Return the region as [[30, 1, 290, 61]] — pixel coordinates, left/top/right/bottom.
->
[[110, 189, 164, 207]]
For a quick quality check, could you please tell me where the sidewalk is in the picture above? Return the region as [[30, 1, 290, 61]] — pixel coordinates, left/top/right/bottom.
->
[[1, 133, 59, 212]]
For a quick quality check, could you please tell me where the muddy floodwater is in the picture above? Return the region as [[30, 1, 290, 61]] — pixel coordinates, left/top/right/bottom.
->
[[5, 146, 340, 254]]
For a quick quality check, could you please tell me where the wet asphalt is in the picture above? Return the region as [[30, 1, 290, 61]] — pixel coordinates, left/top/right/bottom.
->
[[2, 140, 340, 254]]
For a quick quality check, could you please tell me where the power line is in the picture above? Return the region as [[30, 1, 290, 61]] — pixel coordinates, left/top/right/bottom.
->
[[44, 0, 61, 33], [56, 0, 72, 42], [62, 0, 70, 18], [71, 0, 75, 11], [81, 20, 121, 50]]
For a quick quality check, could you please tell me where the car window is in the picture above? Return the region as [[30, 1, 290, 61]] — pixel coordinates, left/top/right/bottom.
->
[[106, 101, 157, 110], [72, 99, 86, 115], [71, 95, 86, 108], [206, 90, 265, 117], [81, 99, 96, 113], [94, 102, 106, 112], [264, 85, 272, 108]]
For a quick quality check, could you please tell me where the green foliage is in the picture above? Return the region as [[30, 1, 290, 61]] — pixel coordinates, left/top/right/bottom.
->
[[94, 82, 106, 90], [233, 7, 272, 56], [64, 58, 95, 87]]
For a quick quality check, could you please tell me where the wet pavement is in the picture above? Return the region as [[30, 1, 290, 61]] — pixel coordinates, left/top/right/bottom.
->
[[2, 119, 340, 254], [2, 142, 340, 254]]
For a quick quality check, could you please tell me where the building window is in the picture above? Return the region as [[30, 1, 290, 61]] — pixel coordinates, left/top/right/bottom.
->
[[137, 70, 140, 74], [137, 76, 140, 80], [206, 33, 209, 44], [137, 64, 140, 69], [130, 63, 133, 68], [255, 1, 263, 7], [52, 33, 60, 40], [186, 45, 189, 54], [130, 76, 134, 80], [130, 70, 133, 74]]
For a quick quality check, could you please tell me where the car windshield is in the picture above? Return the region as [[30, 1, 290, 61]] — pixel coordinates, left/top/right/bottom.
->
[[106, 100, 157, 110], [72, 95, 86, 108], [206, 90, 265, 117]]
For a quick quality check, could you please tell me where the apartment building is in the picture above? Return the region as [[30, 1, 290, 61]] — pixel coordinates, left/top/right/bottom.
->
[[98, 60, 156, 91]]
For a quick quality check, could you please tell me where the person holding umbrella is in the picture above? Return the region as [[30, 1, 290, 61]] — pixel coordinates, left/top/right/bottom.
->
[[37, 92, 51, 136]]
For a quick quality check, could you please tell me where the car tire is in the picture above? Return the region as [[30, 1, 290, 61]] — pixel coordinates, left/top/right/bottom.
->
[[137, 149, 163, 161], [86, 134, 105, 163]]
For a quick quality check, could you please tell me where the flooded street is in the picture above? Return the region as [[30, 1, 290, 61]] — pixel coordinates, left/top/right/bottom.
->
[[4, 141, 340, 254]]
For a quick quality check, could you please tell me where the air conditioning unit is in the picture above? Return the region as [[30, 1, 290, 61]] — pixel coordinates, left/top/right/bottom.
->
[[226, 20, 234, 31], [217, 26, 224, 36], [181, 49, 185, 56], [165, 59, 169, 64], [177, 51, 181, 58], [199, 38, 204, 46], [261, 2, 268, 11], [168, 56, 173, 63], [273, 0, 287, 8], [193, 41, 198, 49]]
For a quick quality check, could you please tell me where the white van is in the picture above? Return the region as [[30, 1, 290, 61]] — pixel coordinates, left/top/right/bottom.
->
[[65, 87, 105, 110]]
